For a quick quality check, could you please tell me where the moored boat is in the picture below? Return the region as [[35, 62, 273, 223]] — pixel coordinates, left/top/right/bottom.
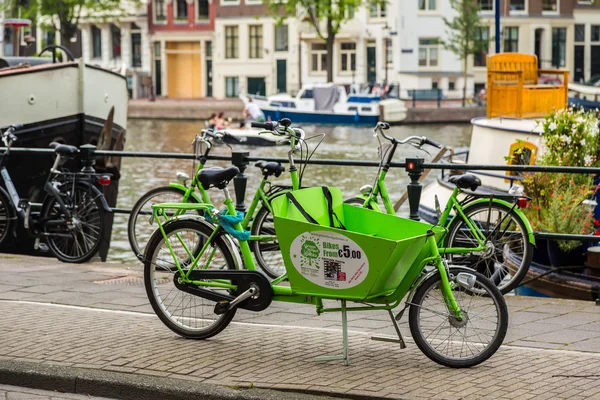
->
[[0, 54, 128, 260], [250, 84, 407, 126]]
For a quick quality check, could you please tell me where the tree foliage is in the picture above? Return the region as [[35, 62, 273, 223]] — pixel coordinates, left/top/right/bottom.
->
[[442, 0, 488, 102], [5, 0, 137, 42], [266, 0, 387, 82]]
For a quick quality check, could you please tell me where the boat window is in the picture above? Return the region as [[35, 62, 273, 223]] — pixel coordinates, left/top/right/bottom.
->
[[506, 140, 537, 181], [300, 89, 313, 99], [348, 106, 358, 112], [361, 106, 372, 112]]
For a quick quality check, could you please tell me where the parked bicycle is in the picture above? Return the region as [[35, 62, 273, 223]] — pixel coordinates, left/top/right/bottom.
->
[[142, 159, 508, 368], [344, 121, 535, 294], [0, 124, 111, 262], [128, 118, 318, 278]]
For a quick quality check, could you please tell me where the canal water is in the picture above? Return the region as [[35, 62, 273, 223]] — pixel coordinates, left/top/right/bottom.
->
[[109, 120, 473, 263]]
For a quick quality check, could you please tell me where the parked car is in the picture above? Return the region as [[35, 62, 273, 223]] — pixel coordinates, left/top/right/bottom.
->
[[538, 76, 562, 85]]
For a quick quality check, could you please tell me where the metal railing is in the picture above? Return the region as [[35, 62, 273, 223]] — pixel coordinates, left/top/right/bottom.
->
[[4, 145, 600, 243]]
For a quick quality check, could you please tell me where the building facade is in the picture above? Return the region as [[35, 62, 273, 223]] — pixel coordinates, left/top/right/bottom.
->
[[299, 2, 398, 91], [573, 1, 600, 83], [147, 0, 215, 98]]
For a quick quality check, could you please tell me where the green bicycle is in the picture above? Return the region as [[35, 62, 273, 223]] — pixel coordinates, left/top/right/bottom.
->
[[345, 122, 535, 294], [142, 160, 509, 368], [128, 119, 311, 278]]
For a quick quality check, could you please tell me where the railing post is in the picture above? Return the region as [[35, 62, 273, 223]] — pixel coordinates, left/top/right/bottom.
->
[[231, 150, 249, 212], [79, 144, 97, 173], [437, 89, 442, 108], [406, 157, 425, 221], [412, 90, 416, 108]]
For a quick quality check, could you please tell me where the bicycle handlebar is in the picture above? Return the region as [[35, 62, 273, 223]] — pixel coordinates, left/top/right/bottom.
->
[[0, 124, 21, 144], [251, 121, 274, 131], [373, 122, 443, 149]]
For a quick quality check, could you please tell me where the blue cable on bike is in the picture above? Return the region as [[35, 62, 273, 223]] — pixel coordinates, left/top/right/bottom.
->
[[205, 210, 250, 241]]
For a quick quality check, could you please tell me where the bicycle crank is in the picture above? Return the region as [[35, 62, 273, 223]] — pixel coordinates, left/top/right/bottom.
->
[[173, 269, 273, 314]]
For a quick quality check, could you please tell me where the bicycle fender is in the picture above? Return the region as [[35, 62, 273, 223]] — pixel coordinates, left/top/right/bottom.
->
[[348, 195, 382, 213], [168, 182, 203, 203], [449, 198, 535, 245], [72, 181, 112, 213], [406, 266, 478, 306]]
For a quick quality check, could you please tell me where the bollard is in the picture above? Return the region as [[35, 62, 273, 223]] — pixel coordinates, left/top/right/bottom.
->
[[80, 144, 97, 173], [231, 150, 250, 212], [405, 157, 424, 221]]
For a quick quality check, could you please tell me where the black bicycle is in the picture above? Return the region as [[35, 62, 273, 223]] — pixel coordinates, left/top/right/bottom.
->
[[0, 124, 112, 263]]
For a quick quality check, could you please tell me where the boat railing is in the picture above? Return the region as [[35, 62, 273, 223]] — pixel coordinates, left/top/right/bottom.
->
[[2, 145, 600, 243]]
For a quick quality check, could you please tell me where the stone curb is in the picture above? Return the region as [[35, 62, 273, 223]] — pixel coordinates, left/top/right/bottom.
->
[[0, 359, 390, 400]]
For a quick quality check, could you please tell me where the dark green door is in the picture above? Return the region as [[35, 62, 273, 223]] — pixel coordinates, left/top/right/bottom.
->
[[276, 59, 287, 93], [247, 77, 266, 97], [367, 46, 376, 84]]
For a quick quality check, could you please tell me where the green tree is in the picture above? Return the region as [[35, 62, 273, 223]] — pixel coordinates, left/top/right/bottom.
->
[[442, 0, 488, 105], [5, 0, 136, 44], [266, 0, 387, 83]]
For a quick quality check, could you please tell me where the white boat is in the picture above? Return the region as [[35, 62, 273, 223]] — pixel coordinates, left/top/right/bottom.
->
[[568, 83, 600, 111], [249, 84, 407, 125]]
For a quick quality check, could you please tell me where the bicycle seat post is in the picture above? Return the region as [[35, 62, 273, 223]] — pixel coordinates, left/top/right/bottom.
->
[[405, 157, 425, 221], [231, 150, 249, 212]]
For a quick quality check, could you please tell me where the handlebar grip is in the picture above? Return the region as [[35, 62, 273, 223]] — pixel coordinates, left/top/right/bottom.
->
[[251, 122, 274, 131], [378, 122, 390, 130], [423, 138, 443, 149]]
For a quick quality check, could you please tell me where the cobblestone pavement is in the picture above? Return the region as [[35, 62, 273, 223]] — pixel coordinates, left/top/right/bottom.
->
[[0, 384, 115, 399], [2, 255, 600, 399]]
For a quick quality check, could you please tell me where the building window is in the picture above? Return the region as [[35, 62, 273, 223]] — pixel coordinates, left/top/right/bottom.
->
[[339, 42, 356, 72], [542, 0, 558, 12], [510, 0, 525, 11], [432, 80, 439, 89], [154, 0, 166, 22], [175, 0, 188, 20], [552, 28, 566, 68], [249, 25, 263, 59], [385, 38, 393, 64], [478, 0, 493, 11], [449, 80, 456, 91], [45, 30, 56, 47], [225, 77, 239, 97], [197, 0, 209, 20], [275, 24, 288, 52], [575, 24, 585, 42], [592, 26, 600, 42], [474, 27, 489, 67], [310, 43, 327, 72], [503, 27, 518, 52], [418, 38, 439, 67], [369, 2, 386, 18], [91, 25, 102, 59], [110, 24, 121, 59], [132, 32, 142, 68], [225, 26, 239, 59], [418, 0, 437, 11]]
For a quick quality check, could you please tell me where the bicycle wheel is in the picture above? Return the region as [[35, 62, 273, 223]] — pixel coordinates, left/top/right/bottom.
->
[[128, 186, 199, 260], [0, 189, 14, 247], [144, 218, 237, 339], [42, 183, 105, 263], [444, 202, 533, 294], [409, 268, 508, 368], [251, 206, 285, 279]]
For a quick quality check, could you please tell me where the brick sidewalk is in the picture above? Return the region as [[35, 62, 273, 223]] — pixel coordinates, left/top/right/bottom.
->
[[1, 255, 600, 399]]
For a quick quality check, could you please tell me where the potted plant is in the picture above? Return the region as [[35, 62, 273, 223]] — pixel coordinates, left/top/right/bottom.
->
[[519, 108, 600, 267]]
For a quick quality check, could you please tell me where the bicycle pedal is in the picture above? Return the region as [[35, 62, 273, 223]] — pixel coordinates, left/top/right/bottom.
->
[[214, 300, 230, 315], [38, 242, 49, 252]]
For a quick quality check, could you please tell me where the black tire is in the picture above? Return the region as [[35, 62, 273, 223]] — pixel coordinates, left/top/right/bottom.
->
[[444, 201, 533, 294], [42, 183, 105, 263], [144, 218, 237, 339], [128, 186, 200, 260], [0, 188, 14, 247], [251, 205, 285, 279], [343, 197, 374, 209], [409, 268, 508, 368]]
